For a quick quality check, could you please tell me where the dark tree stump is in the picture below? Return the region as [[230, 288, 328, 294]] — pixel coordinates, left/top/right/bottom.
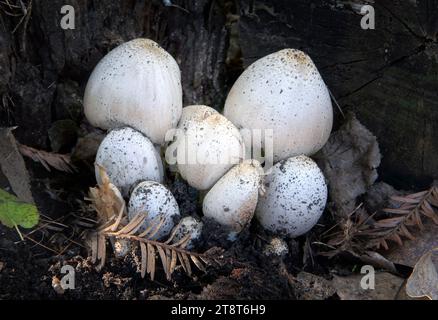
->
[[0, 0, 437, 186], [238, 0, 438, 186], [0, 0, 228, 147]]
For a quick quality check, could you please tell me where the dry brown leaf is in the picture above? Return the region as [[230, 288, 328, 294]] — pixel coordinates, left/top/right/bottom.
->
[[315, 113, 381, 217], [332, 272, 405, 300], [18, 143, 76, 173], [406, 248, 438, 300], [0, 127, 34, 203], [292, 272, 336, 300], [89, 164, 125, 224]]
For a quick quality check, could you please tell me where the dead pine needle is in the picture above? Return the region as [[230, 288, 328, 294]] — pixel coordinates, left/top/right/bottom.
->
[[328, 88, 345, 119]]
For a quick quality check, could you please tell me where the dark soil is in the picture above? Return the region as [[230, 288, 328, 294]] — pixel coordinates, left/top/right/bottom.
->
[[0, 159, 323, 300], [0, 220, 304, 300], [0, 148, 340, 300]]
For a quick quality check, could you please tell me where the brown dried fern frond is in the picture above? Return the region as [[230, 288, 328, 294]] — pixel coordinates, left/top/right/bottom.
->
[[18, 143, 76, 173], [324, 186, 438, 254], [362, 186, 438, 250], [90, 210, 211, 280], [87, 165, 213, 281]]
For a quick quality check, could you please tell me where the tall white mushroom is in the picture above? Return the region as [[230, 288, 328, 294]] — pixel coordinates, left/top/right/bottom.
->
[[165, 105, 219, 167], [176, 113, 245, 190], [224, 49, 333, 162], [84, 38, 182, 145]]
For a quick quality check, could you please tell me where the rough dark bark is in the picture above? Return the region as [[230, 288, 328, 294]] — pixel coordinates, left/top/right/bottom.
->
[[1, 0, 437, 186], [0, 0, 228, 147], [238, 0, 438, 187]]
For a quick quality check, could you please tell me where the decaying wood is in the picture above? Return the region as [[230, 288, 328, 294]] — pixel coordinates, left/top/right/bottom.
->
[[1, 0, 228, 149], [1, 0, 436, 185], [238, 0, 438, 184]]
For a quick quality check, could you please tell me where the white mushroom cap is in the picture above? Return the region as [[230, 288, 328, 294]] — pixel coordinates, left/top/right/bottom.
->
[[128, 181, 180, 240], [203, 160, 263, 235], [95, 127, 163, 196], [84, 38, 182, 145], [171, 216, 203, 250], [178, 105, 219, 132], [165, 105, 219, 169], [165, 105, 219, 170], [256, 155, 327, 238], [176, 113, 245, 190], [224, 49, 333, 162]]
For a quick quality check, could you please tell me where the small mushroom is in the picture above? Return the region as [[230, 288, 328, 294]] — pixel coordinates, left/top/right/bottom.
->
[[224, 49, 333, 162], [171, 216, 203, 250], [113, 239, 131, 258], [84, 38, 182, 145], [176, 113, 245, 190], [95, 127, 163, 197], [256, 155, 327, 238], [128, 181, 180, 240], [203, 159, 263, 238], [263, 238, 289, 257]]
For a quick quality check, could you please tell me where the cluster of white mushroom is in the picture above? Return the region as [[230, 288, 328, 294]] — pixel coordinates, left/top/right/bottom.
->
[[84, 38, 333, 246]]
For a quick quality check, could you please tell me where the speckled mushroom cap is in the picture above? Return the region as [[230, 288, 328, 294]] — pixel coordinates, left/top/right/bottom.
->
[[167, 104, 218, 152], [95, 127, 163, 197], [176, 113, 245, 190], [255, 155, 327, 238], [172, 216, 203, 250], [203, 159, 263, 235], [84, 38, 182, 145], [177, 105, 219, 132], [224, 49, 333, 162], [128, 181, 180, 240]]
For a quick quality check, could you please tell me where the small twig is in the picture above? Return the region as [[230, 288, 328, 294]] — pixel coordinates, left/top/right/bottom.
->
[[22, 234, 61, 255], [328, 88, 345, 118], [14, 224, 24, 241]]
